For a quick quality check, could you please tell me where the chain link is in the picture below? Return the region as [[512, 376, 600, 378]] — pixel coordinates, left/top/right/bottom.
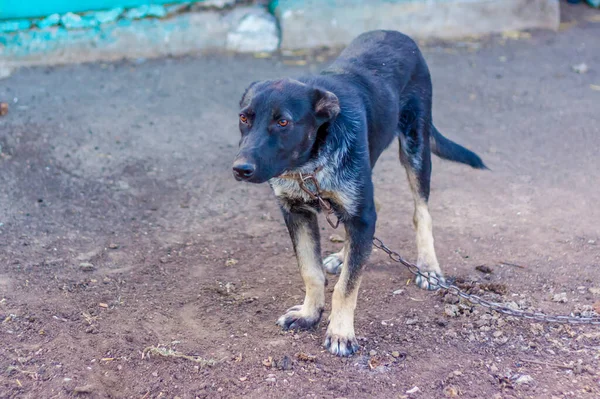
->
[[372, 237, 600, 325], [295, 168, 600, 325]]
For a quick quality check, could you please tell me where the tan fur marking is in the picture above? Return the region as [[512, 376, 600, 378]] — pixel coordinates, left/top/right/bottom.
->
[[295, 225, 325, 314], [327, 258, 361, 343], [405, 170, 441, 274]]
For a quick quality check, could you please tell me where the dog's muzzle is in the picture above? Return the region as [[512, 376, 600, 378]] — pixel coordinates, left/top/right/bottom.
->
[[232, 160, 256, 181]]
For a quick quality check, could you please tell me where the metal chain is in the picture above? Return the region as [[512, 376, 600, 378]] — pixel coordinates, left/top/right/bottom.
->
[[297, 168, 600, 325], [372, 237, 600, 325]]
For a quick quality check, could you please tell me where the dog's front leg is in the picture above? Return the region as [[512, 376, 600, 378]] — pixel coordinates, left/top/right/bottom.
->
[[276, 207, 325, 330], [325, 201, 376, 356]]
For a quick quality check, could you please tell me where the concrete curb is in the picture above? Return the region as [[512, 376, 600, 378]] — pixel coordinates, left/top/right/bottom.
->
[[274, 0, 560, 50], [0, 0, 561, 67], [0, 6, 279, 67]]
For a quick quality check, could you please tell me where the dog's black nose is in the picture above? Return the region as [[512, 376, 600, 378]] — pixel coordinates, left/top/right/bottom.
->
[[233, 162, 256, 181]]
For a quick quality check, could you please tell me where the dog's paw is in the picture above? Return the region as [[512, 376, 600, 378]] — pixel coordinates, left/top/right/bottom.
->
[[324, 331, 360, 357], [276, 305, 323, 331], [415, 271, 446, 291], [323, 253, 343, 275]]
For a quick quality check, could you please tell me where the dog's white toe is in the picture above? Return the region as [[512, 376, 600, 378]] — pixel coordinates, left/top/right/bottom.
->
[[323, 254, 343, 275], [415, 271, 445, 291]]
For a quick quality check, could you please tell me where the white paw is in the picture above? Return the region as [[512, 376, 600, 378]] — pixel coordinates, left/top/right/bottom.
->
[[415, 271, 446, 291], [323, 253, 343, 275], [276, 305, 323, 330]]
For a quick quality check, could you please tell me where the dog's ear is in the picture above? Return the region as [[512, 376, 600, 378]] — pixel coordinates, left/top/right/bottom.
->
[[240, 81, 259, 108], [313, 88, 340, 124]]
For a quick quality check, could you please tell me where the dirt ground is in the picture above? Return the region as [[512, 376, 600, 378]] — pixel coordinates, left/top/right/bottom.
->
[[1, 4, 600, 399]]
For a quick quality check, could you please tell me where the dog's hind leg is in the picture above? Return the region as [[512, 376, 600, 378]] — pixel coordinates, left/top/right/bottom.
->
[[276, 207, 326, 330], [398, 107, 445, 290]]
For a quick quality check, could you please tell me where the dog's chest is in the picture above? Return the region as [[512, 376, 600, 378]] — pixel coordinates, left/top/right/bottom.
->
[[270, 177, 357, 216]]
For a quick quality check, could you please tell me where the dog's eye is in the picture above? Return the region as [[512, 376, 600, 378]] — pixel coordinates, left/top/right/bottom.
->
[[239, 114, 248, 124], [277, 119, 289, 127]]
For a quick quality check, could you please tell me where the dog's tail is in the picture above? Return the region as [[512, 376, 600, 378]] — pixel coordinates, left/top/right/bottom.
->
[[430, 124, 487, 169]]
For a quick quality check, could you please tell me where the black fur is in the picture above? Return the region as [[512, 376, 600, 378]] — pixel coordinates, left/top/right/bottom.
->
[[233, 30, 486, 356]]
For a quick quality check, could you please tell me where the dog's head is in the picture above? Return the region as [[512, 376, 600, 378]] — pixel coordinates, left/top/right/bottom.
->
[[232, 79, 340, 183]]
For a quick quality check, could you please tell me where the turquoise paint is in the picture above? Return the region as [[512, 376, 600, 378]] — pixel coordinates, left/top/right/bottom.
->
[[0, 0, 199, 20]]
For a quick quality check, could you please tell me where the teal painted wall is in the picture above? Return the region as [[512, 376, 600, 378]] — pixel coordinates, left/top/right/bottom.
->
[[0, 0, 202, 20]]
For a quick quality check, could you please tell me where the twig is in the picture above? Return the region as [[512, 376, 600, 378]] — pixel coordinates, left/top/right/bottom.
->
[[499, 261, 526, 269], [520, 358, 573, 370]]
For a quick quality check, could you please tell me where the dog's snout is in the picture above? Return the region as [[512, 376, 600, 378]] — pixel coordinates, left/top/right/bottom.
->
[[233, 162, 256, 181]]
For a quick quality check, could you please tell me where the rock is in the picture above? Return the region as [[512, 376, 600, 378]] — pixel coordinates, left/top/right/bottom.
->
[[329, 234, 345, 243], [445, 304, 460, 317], [444, 385, 460, 397], [109, 243, 119, 249], [514, 374, 534, 385], [73, 384, 95, 393], [552, 292, 568, 303], [589, 287, 600, 295], [392, 289, 404, 295], [572, 63, 589, 74], [369, 350, 377, 356], [280, 355, 293, 370], [406, 386, 420, 394], [475, 265, 493, 274], [0, 66, 13, 80], [391, 351, 401, 358], [405, 318, 418, 325], [79, 262, 95, 272], [226, 8, 279, 53]]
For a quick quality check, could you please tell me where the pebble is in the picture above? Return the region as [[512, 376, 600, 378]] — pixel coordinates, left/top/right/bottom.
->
[[572, 63, 589, 74], [329, 234, 345, 243], [369, 350, 377, 356], [514, 374, 534, 385], [391, 351, 401, 358], [445, 304, 460, 317], [552, 292, 568, 303], [79, 262, 95, 271], [108, 243, 119, 249], [405, 318, 418, 325], [589, 287, 600, 295], [393, 289, 404, 295]]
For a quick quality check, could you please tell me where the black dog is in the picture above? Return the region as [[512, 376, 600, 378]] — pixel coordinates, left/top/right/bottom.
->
[[232, 30, 486, 356]]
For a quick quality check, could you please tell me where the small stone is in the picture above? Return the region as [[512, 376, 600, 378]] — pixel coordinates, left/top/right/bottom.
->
[[329, 234, 345, 243], [589, 287, 600, 295], [239, 376, 247, 381], [405, 318, 418, 325], [514, 374, 534, 385], [406, 386, 420, 394], [445, 304, 460, 317], [369, 350, 377, 356], [391, 351, 400, 358], [98, 303, 108, 308], [392, 289, 404, 295], [63, 377, 72, 382], [108, 243, 119, 249], [493, 330, 503, 338], [572, 63, 589, 74], [475, 265, 493, 274], [277, 355, 292, 371], [444, 385, 460, 397], [226, 8, 279, 53], [152, 371, 158, 377], [79, 262, 95, 271], [552, 292, 568, 303], [225, 258, 238, 266]]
